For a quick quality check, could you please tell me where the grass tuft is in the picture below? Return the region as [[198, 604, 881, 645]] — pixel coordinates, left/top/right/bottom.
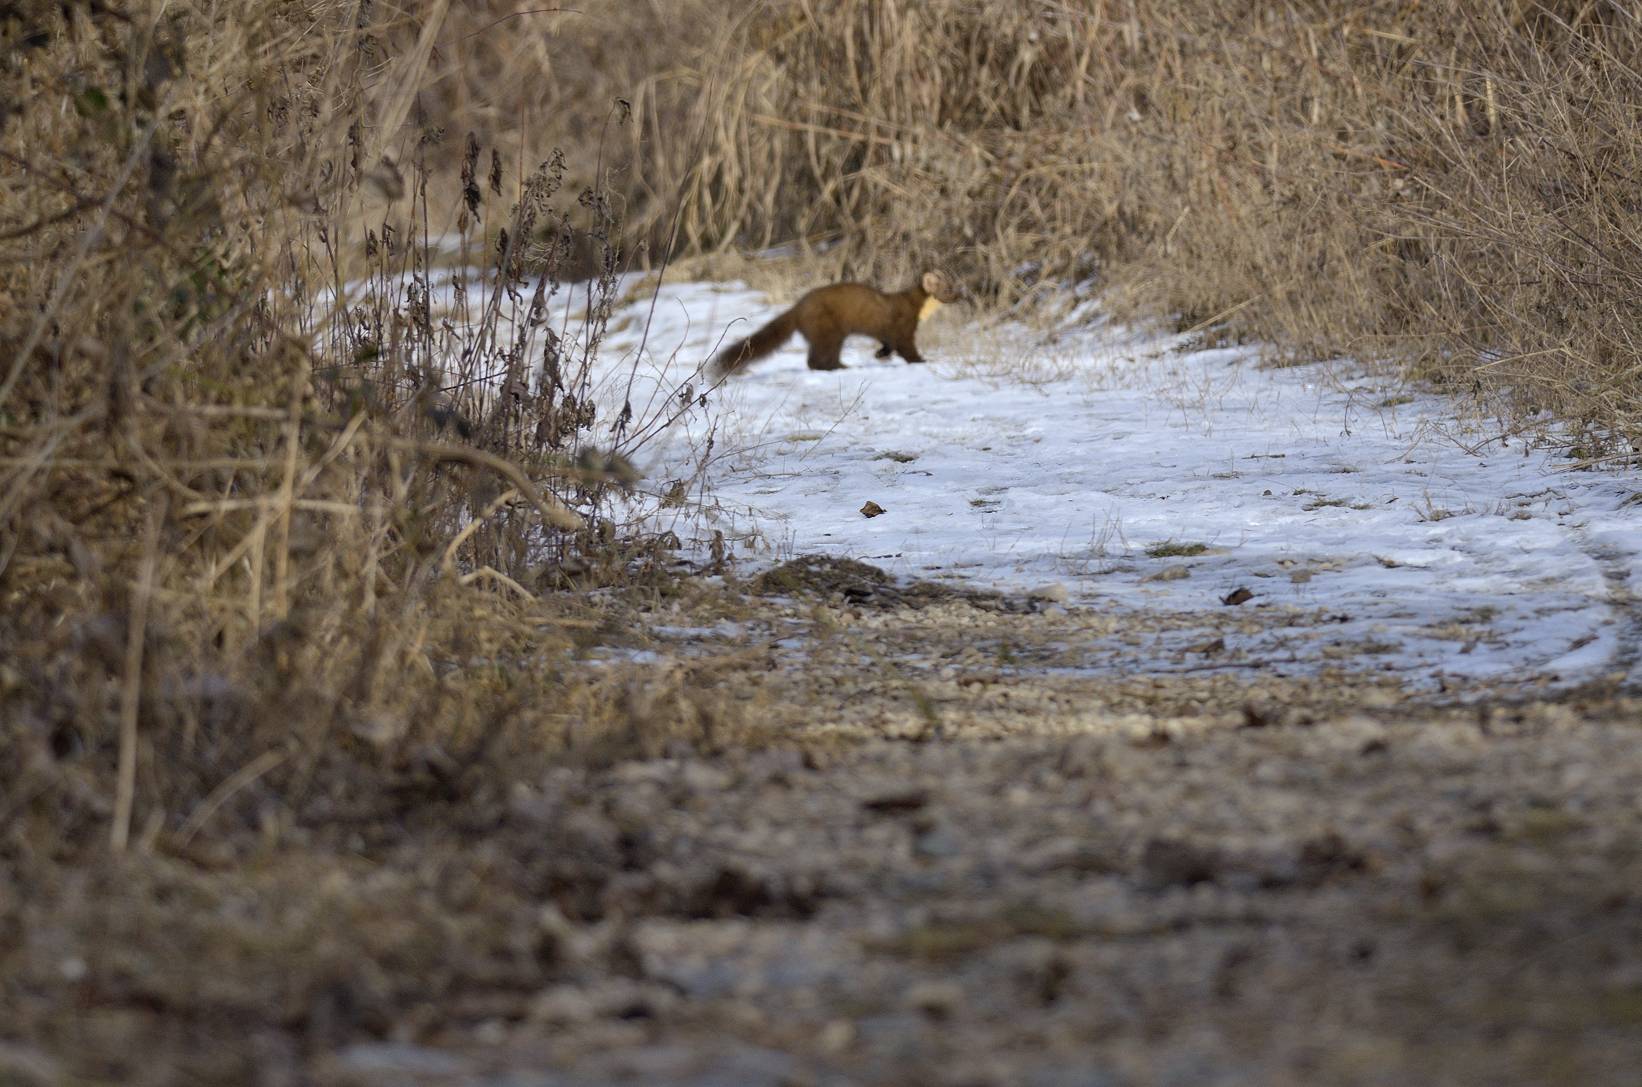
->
[[1145, 541, 1209, 559]]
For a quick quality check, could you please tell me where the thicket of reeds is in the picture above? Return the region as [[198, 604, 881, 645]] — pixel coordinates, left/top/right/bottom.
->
[[641, 1, 1642, 451]]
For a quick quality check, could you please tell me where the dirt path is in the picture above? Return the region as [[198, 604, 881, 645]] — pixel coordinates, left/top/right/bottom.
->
[[10, 563, 1642, 1086], [300, 568, 1642, 1087]]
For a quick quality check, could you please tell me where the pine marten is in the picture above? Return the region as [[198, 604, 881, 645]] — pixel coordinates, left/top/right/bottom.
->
[[713, 270, 961, 376]]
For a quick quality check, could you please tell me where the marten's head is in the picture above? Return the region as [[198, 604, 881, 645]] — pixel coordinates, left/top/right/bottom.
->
[[921, 270, 963, 304], [918, 270, 963, 321]]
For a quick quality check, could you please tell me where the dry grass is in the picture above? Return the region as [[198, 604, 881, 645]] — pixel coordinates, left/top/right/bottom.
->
[[636, 1, 1642, 451], [0, 0, 726, 900], [238, 2, 1642, 450], [0, 8, 772, 1076], [315, 2, 1642, 458]]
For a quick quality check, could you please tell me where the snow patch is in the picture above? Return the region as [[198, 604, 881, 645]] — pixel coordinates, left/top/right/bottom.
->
[[408, 272, 1642, 693]]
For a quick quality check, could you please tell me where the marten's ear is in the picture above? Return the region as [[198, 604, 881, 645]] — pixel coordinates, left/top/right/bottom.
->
[[922, 270, 960, 302]]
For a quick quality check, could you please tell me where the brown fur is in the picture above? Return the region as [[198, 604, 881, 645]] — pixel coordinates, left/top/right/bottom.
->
[[714, 270, 961, 376]]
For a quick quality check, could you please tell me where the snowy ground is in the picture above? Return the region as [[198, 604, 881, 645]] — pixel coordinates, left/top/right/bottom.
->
[[418, 273, 1642, 694]]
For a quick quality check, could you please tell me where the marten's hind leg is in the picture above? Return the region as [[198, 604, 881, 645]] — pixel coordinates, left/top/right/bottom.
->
[[806, 331, 846, 371]]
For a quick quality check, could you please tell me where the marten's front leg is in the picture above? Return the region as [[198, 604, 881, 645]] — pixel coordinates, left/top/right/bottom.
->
[[893, 336, 926, 363], [875, 343, 893, 359]]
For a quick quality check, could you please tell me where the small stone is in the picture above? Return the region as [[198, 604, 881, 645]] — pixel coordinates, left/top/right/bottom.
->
[[1021, 837, 1119, 875], [680, 761, 732, 792], [530, 980, 677, 1025], [914, 824, 964, 858], [819, 1019, 856, 1054], [860, 500, 887, 518], [1029, 582, 1070, 603], [905, 979, 963, 1019], [1140, 837, 1223, 887], [1222, 587, 1254, 606], [1146, 564, 1191, 582], [1241, 701, 1281, 728], [329, 1043, 469, 1080], [863, 787, 929, 814]]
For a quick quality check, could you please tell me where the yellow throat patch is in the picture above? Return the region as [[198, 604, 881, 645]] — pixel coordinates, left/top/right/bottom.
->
[[918, 296, 944, 322]]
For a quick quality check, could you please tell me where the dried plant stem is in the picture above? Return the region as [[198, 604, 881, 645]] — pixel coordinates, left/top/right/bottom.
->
[[387, 437, 583, 531], [184, 498, 362, 517], [271, 352, 310, 620], [246, 519, 266, 630], [459, 565, 536, 601], [441, 487, 520, 574], [365, 0, 452, 166], [175, 749, 288, 848], [111, 500, 164, 853]]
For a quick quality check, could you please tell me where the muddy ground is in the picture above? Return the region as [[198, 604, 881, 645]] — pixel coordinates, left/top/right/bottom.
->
[[6, 560, 1642, 1086]]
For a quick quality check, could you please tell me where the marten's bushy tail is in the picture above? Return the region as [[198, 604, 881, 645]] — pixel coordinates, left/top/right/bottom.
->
[[713, 308, 799, 376]]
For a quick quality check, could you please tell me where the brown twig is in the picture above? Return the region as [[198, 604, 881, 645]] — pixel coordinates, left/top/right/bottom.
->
[[112, 497, 165, 853]]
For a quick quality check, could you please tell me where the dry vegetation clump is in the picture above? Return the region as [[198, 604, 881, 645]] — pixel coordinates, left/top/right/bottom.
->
[[0, 1, 773, 1074], [0, 0, 715, 952], [655, 0, 1642, 451]]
